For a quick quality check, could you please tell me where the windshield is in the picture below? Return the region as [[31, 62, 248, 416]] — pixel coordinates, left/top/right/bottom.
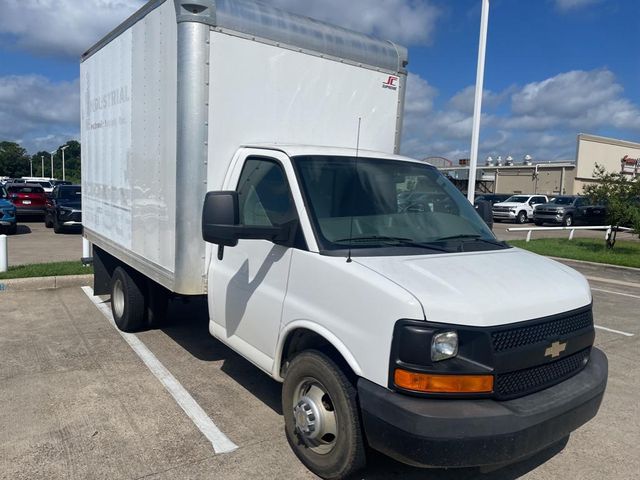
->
[[551, 197, 575, 205], [293, 156, 505, 256], [58, 186, 81, 199], [505, 195, 529, 203]]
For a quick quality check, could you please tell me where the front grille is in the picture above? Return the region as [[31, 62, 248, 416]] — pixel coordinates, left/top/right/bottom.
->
[[495, 348, 590, 399], [493, 207, 510, 213], [492, 309, 593, 352]]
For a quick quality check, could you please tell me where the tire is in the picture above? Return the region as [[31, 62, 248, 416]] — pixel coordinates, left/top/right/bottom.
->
[[146, 281, 169, 329], [283, 350, 366, 480], [517, 211, 527, 224], [44, 214, 53, 228], [534, 220, 543, 226], [110, 266, 147, 332], [7, 223, 17, 235], [53, 216, 63, 234], [563, 215, 573, 227]]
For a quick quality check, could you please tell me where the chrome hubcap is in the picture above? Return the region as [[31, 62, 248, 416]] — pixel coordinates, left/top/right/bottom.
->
[[292, 380, 337, 454], [112, 278, 125, 318]]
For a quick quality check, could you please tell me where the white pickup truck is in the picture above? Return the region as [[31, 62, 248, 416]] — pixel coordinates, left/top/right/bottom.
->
[[492, 194, 549, 224], [81, 2, 607, 479]]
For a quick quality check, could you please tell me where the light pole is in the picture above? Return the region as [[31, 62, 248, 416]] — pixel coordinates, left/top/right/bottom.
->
[[50, 151, 55, 179], [60, 145, 69, 181], [467, 0, 490, 204], [41, 156, 45, 177]]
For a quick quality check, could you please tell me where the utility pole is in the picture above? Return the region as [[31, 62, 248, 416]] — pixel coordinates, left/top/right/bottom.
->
[[50, 151, 55, 179], [41, 156, 44, 177], [467, 0, 490, 204], [60, 145, 69, 181], [29, 157, 33, 177]]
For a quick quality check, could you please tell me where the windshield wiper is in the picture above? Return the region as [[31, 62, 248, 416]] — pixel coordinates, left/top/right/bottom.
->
[[432, 234, 507, 247], [334, 236, 450, 252]]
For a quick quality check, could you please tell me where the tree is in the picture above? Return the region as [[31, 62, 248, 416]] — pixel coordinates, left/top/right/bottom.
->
[[0, 141, 31, 178], [583, 164, 640, 249]]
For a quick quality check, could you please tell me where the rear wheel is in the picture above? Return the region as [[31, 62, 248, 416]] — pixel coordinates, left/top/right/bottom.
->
[[283, 350, 366, 480], [110, 267, 146, 332], [45, 214, 53, 228], [517, 211, 527, 224]]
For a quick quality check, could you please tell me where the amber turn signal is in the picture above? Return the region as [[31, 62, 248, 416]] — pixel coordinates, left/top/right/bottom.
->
[[394, 369, 494, 394]]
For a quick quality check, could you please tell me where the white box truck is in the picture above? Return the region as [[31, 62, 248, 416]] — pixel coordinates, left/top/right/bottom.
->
[[81, 1, 607, 478]]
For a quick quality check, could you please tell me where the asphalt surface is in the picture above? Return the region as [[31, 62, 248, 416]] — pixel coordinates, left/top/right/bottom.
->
[[1, 261, 638, 479], [6, 218, 82, 265]]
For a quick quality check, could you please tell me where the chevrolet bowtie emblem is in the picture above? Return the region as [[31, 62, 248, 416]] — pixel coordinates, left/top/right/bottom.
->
[[545, 341, 567, 358]]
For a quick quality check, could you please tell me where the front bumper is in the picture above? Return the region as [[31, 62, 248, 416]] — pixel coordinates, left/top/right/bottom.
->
[[359, 347, 607, 468], [534, 213, 564, 224], [492, 211, 517, 220], [0, 219, 16, 226]]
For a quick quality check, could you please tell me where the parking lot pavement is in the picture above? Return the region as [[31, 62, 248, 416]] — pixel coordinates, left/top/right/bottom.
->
[[7, 218, 82, 265], [1, 265, 638, 479]]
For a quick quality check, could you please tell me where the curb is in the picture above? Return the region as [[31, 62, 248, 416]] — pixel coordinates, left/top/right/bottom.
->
[[0, 274, 93, 292], [549, 256, 640, 273]]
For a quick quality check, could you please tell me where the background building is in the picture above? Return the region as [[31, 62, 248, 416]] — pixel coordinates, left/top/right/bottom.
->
[[437, 133, 640, 196]]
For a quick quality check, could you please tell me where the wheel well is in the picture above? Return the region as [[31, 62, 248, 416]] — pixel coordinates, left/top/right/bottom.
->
[[280, 328, 356, 383]]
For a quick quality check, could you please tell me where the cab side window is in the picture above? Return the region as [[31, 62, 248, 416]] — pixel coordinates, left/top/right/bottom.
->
[[236, 157, 306, 249]]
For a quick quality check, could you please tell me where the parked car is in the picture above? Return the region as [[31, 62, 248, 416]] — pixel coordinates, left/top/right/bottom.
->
[[6, 183, 47, 216], [492, 194, 548, 224], [533, 196, 607, 226], [0, 185, 18, 234], [45, 185, 82, 233]]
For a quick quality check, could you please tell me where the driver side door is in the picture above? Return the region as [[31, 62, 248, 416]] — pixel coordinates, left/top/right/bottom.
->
[[208, 152, 304, 373]]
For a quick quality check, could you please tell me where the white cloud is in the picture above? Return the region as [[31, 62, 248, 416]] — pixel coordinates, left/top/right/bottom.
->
[[0, 75, 79, 152], [0, 0, 143, 58], [401, 68, 640, 162], [554, 0, 602, 12], [269, 0, 441, 46]]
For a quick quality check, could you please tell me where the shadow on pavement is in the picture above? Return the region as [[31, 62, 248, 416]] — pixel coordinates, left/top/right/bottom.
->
[[160, 295, 283, 414], [12, 225, 32, 235], [159, 297, 568, 479]]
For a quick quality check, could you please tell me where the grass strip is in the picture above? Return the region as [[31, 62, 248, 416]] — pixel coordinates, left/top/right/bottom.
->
[[509, 238, 640, 268], [0, 261, 93, 280]]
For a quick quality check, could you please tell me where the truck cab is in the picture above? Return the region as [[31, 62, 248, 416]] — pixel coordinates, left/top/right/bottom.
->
[[198, 145, 607, 477]]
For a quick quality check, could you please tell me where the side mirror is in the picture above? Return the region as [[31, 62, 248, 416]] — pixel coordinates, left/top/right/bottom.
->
[[474, 199, 493, 228], [202, 191, 297, 258], [202, 191, 241, 247]]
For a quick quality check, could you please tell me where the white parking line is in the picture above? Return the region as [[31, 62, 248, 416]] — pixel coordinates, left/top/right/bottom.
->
[[81, 286, 238, 454], [591, 287, 640, 300], [594, 325, 635, 337]]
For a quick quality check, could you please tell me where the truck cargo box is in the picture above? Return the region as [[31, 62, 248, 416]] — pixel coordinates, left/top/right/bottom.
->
[[81, 0, 408, 294]]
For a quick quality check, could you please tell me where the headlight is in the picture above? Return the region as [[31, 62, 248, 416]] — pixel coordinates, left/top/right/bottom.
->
[[431, 331, 458, 361]]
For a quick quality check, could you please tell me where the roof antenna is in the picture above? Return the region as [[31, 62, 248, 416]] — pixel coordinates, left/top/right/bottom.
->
[[347, 117, 362, 263]]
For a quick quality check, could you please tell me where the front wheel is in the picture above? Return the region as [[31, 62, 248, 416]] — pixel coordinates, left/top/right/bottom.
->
[[53, 216, 63, 234], [534, 220, 543, 226], [45, 214, 53, 228], [563, 215, 573, 227], [283, 351, 366, 479], [517, 211, 528, 224], [7, 223, 17, 235]]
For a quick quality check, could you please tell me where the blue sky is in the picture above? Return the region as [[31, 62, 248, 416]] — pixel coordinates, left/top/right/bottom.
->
[[0, 0, 638, 161]]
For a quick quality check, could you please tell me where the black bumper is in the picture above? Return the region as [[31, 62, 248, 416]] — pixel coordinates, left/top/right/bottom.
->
[[359, 347, 608, 468]]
